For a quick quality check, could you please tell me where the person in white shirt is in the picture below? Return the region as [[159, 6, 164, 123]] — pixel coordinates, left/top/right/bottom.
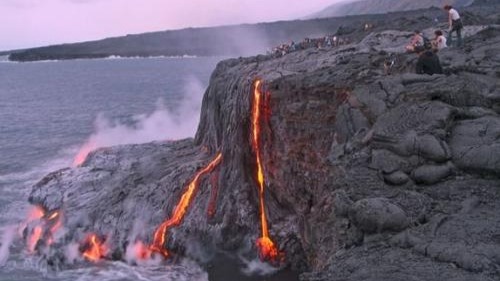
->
[[432, 30, 448, 52], [444, 5, 463, 47]]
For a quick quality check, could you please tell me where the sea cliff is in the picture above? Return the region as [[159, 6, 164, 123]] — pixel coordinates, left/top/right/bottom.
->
[[27, 12, 500, 281]]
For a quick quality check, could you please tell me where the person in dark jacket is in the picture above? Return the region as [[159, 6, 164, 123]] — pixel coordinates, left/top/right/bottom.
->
[[415, 46, 443, 75]]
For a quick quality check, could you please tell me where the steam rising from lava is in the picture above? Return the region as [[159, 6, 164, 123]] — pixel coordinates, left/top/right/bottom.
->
[[73, 77, 206, 166], [0, 226, 16, 266]]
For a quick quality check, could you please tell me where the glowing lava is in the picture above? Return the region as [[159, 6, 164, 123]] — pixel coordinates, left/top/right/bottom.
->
[[73, 140, 97, 166], [28, 206, 45, 221], [28, 226, 43, 253], [150, 153, 223, 257], [24, 206, 45, 252], [83, 234, 108, 262], [251, 80, 280, 261], [133, 241, 152, 260], [47, 211, 62, 245]]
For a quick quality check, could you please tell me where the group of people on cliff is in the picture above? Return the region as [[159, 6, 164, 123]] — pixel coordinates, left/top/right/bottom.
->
[[269, 35, 352, 57], [404, 5, 464, 76], [269, 20, 378, 58], [271, 5, 464, 76]]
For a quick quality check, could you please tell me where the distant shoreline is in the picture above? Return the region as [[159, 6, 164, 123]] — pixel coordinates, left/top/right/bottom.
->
[[0, 54, 225, 64]]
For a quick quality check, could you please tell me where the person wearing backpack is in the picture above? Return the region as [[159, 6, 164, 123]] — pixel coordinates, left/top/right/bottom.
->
[[444, 5, 463, 47], [422, 34, 433, 50]]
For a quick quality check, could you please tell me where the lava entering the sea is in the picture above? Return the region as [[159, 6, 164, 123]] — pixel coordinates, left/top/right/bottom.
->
[[150, 153, 223, 257], [251, 80, 280, 261], [24, 206, 63, 252], [82, 234, 108, 262], [132, 241, 153, 260], [73, 140, 97, 167]]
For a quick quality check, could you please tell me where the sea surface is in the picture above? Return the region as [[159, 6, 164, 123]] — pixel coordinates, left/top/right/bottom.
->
[[0, 57, 297, 281]]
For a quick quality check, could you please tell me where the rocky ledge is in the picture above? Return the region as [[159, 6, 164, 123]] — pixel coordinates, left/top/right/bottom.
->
[[27, 17, 500, 281]]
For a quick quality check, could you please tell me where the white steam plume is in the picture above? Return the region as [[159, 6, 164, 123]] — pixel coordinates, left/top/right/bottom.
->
[[0, 225, 16, 266], [64, 242, 81, 264], [240, 257, 279, 276], [124, 219, 162, 266], [73, 76, 205, 166], [236, 239, 279, 276]]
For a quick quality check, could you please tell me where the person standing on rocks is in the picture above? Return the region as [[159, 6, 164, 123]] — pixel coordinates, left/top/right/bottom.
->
[[444, 5, 463, 47], [415, 46, 443, 75]]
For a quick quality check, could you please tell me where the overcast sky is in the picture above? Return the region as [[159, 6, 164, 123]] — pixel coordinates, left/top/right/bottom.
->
[[0, 0, 342, 50]]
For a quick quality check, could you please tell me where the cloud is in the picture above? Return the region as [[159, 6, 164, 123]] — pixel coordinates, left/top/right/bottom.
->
[[0, 0, 40, 8]]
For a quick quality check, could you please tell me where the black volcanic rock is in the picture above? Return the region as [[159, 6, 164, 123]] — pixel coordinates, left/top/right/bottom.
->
[[28, 10, 500, 281], [348, 198, 409, 233]]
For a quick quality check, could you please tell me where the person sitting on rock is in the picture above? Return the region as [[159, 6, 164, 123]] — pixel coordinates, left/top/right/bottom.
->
[[405, 30, 424, 53], [432, 30, 448, 52], [444, 5, 463, 47], [415, 46, 443, 75]]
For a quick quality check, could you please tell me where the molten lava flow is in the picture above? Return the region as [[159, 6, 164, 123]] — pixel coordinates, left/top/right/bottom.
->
[[83, 234, 107, 262], [47, 211, 62, 245], [73, 140, 97, 166], [28, 226, 43, 253], [47, 211, 58, 220], [251, 80, 279, 261], [150, 153, 223, 257], [49, 212, 62, 233], [24, 206, 45, 252], [28, 206, 45, 221]]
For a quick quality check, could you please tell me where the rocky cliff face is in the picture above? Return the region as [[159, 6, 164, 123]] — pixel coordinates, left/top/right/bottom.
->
[[28, 14, 500, 281]]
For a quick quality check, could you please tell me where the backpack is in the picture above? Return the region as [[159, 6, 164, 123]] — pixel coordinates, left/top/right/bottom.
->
[[423, 36, 432, 50]]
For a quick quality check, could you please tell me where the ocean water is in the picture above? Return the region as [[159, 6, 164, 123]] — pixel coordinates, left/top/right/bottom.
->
[[0, 57, 299, 281]]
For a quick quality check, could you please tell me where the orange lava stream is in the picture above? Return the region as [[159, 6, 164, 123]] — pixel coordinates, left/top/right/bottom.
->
[[83, 234, 107, 262], [73, 141, 97, 167], [49, 214, 62, 234], [251, 80, 279, 261], [28, 226, 43, 253], [25, 206, 45, 253], [150, 153, 223, 257], [47, 211, 62, 245], [47, 211, 59, 221]]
